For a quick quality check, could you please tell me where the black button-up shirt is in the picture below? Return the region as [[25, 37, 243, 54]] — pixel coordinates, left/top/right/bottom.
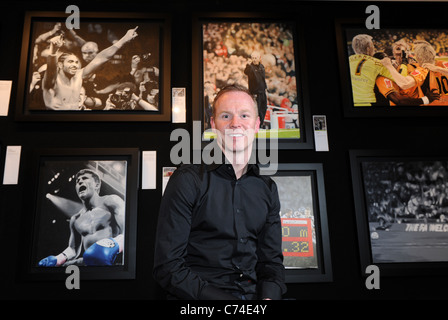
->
[[153, 162, 286, 300]]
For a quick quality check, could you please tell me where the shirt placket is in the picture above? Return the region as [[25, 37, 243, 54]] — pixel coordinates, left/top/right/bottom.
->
[[232, 178, 246, 278]]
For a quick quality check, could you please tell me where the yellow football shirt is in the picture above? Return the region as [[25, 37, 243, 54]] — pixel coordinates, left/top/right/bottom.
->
[[349, 54, 393, 106]]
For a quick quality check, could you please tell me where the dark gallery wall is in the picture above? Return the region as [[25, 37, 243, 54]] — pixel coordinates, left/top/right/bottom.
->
[[1, 0, 448, 304]]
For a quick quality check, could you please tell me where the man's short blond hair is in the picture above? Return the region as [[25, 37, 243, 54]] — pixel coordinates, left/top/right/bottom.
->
[[352, 34, 373, 55], [212, 84, 258, 118], [413, 40, 436, 65], [392, 39, 410, 52]]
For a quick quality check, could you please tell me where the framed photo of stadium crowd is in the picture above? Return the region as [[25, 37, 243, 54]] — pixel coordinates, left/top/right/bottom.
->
[[191, 12, 314, 149], [336, 19, 448, 117], [15, 11, 171, 122], [350, 150, 448, 277], [260, 163, 332, 283], [20, 148, 139, 281]]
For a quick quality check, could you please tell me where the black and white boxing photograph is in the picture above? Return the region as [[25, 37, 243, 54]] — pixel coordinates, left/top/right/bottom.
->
[[31, 159, 128, 269], [20, 13, 164, 115]]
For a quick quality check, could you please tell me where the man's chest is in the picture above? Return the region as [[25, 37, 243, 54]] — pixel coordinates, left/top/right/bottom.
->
[[75, 207, 112, 234], [191, 178, 270, 236]]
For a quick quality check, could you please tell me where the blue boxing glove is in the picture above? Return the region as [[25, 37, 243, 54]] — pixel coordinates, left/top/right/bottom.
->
[[38, 255, 58, 267], [83, 235, 123, 266], [38, 252, 68, 267]]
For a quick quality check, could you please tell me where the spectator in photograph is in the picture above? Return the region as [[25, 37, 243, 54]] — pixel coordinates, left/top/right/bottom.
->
[[153, 84, 286, 300], [42, 26, 138, 110], [127, 53, 159, 106], [28, 64, 47, 109], [33, 23, 86, 70], [103, 82, 157, 111], [38, 169, 125, 267], [244, 51, 268, 126]]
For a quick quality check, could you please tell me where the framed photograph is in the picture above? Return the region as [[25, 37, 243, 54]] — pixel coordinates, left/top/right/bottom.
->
[[16, 11, 171, 121], [350, 150, 448, 276], [192, 13, 313, 149], [261, 163, 332, 283], [336, 19, 448, 117], [22, 148, 139, 280]]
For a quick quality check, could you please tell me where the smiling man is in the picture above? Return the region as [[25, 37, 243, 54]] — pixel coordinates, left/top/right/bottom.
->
[[38, 169, 125, 267], [210, 85, 260, 179], [153, 85, 286, 300]]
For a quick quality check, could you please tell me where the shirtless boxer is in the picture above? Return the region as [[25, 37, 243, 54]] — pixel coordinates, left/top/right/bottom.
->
[[42, 27, 138, 110], [38, 169, 125, 267]]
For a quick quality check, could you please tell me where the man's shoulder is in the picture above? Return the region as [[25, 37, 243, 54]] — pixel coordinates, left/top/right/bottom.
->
[[102, 194, 124, 206], [258, 174, 277, 190], [171, 164, 205, 182], [175, 163, 201, 174], [250, 165, 278, 190]]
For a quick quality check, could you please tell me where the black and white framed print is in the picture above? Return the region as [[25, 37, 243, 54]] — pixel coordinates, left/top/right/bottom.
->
[[16, 11, 171, 121], [350, 150, 448, 276], [22, 148, 139, 280]]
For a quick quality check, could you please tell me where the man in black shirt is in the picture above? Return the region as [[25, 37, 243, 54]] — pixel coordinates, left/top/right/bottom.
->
[[153, 84, 286, 300]]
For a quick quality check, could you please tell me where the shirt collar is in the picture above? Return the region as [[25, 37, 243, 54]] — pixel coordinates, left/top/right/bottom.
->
[[202, 148, 260, 177], [205, 161, 260, 177]]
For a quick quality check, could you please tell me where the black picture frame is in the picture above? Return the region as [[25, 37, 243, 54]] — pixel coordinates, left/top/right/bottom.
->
[[336, 19, 448, 118], [192, 12, 314, 150], [16, 11, 171, 122], [21, 147, 139, 281], [261, 163, 332, 283], [350, 149, 448, 277]]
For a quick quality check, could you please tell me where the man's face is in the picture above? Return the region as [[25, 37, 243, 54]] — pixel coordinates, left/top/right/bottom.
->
[[116, 87, 132, 100], [61, 55, 80, 76], [393, 45, 405, 63], [210, 91, 260, 155], [75, 173, 99, 200], [81, 45, 98, 63], [251, 53, 261, 65]]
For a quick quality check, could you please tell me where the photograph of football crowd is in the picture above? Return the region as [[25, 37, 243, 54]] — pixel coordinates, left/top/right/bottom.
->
[[361, 159, 448, 263], [201, 22, 300, 139], [32, 160, 128, 268], [25, 18, 161, 112], [272, 175, 318, 269], [345, 28, 448, 107]]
